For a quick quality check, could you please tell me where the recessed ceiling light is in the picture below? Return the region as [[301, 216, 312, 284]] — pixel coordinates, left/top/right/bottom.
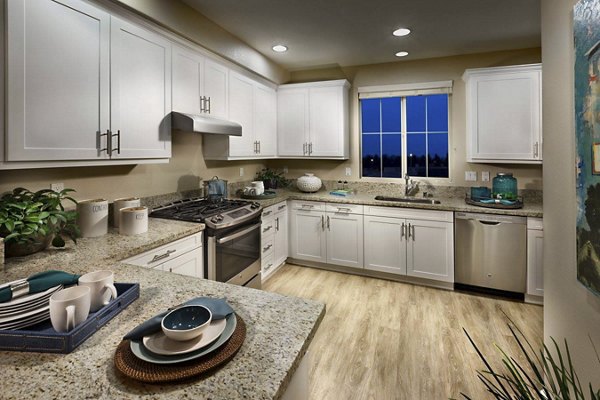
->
[[395, 51, 409, 57], [272, 45, 288, 53], [393, 28, 411, 37]]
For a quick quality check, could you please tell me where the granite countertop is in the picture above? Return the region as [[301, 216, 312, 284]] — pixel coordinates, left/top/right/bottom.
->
[[239, 188, 543, 218], [0, 219, 325, 400]]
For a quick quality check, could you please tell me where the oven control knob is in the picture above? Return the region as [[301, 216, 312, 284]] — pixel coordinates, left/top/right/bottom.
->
[[251, 202, 260, 209], [211, 217, 218, 223], [217, 214, 224, 221]]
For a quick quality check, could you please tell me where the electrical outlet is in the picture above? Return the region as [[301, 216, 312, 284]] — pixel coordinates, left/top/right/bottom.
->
[[50, 183, 64, 192], [345, 167, 352, 176], [465, 171, 477, 182], [239, 167, 244, 177], [283, 166, 288, 174], [481, 171, 490, 182]]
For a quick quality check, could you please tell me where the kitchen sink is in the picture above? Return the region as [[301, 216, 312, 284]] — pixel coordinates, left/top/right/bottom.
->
[[374, 195, 441, 205]]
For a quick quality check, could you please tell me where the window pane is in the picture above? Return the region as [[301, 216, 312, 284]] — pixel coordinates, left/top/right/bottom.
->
[[382, 134, 402, 178], [362, 134, 381, 177], [427, 94, 448, 132], [381, 97, 401, 133], [428, 133, 449, 177], [407, 133, 426, 177], [361, 98, 380, 133], [407, 96, 426, 132]]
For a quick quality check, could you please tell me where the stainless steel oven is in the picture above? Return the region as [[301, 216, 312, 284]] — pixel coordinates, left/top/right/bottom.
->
[[207, 216, 262, 289]]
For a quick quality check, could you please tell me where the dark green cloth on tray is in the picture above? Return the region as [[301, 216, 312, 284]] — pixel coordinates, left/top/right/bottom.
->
[[123, 297, 234, 341], [0, 270, 80, 303]]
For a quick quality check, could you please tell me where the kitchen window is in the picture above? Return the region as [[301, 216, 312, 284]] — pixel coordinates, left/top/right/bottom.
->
[[359, 82, 452, 179]]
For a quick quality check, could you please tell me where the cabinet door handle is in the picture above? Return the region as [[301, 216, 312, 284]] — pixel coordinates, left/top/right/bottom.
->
[[263, 210, 272, 217], [263, 244, 273, 252], [401, 222, 406, 239], [411, 224, 415, 241], [309, 142, 313, 155], [303, 142, 307, 155], [278, 204, 286, 210], [321, 215, 325, 231], [258, 140, 261, 154], [533, 141, 539, 158], [275, 217, 279, 231], [263, 225, 272, 233], [207, 96, 211, 114], [327, 215, 330, 230], [200, 96, 205, 112], [99, 130, 110, 154], [337, 207, 352, 213], [111, 130, 121, 155], [407, 223, 412, 239], [150, 249, 176, 263]]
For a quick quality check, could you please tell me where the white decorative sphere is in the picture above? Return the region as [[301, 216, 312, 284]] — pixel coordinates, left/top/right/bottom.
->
[[296, 173, 322, 193]]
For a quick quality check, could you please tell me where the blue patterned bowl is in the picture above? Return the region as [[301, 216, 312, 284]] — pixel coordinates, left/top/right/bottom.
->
[[161, 305, 212, 341]]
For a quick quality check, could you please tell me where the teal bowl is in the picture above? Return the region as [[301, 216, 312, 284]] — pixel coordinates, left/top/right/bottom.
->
[[161, 305, 212, 341]]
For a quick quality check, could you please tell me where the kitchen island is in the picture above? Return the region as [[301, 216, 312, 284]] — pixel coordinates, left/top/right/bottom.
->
[[0, 219, 325, 400]]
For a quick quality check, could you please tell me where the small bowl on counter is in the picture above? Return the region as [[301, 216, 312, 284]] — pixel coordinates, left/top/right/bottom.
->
[[161, 305, 212, 341]]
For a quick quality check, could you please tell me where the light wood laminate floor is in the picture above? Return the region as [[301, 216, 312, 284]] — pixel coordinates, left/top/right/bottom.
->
[[264, 264, 543, 400]]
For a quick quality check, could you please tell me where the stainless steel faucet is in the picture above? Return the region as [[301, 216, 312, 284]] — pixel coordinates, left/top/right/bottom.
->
[[404, 173, 418, 196]]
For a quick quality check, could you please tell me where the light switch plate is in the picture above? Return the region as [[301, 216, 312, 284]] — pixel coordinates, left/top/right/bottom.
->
[[51, 183, 64, 192], [481, 171, 490, 182], [239, 167, 244, 177], [345, 167, 352, 176], [283, 166, 288, 174], [465, 171, 477, 182]]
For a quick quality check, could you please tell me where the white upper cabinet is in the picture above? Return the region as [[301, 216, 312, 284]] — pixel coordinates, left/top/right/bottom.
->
[[5, 0, 171, 162], [110, 17, 171, 159], [172, 46, 228, 119], [277, 79, 349, 159], [6, 0, 110, 161], [463, 64, 542, 163], [203, 71, 277, 159]]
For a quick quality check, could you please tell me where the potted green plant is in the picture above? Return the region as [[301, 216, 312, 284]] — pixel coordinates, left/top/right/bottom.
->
[[0, 187, 80, 257], [255, 168, 289, 190]]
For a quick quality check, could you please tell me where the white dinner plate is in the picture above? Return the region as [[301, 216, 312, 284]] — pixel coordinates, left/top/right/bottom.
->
[[143, 318, 227, 356], [130, 313, 237, 365], [0, 304, 50, 325], [0, 285, 62, 311], [0, 311, 50, 330]]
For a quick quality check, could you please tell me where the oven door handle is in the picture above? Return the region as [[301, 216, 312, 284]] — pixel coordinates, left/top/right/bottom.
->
[[217, 223, 261, 244]]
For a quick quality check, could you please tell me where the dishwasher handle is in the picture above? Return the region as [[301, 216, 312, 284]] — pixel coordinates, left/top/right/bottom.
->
[[479, 220, 501, 226]]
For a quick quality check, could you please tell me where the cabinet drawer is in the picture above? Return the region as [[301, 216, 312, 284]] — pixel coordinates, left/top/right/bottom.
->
[[261, 251, 274, 272], [325, 203, 363, 215], [261, 236, 275, 257], [291, 200, 325, 211], [261, 219, 276, 237], [262, 206, 276, 219], [364, 206, 452, 223], [161, 247, 204, 278], [527, 217, 543, 230], [121, 232, 203, 267]]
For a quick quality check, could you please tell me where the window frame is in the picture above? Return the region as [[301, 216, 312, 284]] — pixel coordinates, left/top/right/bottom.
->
[[358, 81, 453, 184]]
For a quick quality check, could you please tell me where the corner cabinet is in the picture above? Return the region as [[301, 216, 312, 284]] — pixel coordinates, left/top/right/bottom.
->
[[278, 80, 350, 159], [364, 206, 454, 283], [289, 201, 364, 269], [202, 71, 277, 160], [526, 217, 544, 302], [463, 64, 542, 164], [6, 0, 171, 162]]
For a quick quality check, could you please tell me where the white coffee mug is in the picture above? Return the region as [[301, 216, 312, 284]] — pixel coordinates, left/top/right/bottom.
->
[[50, 286, 91, 332], [250, 181, 264, 195], [78, 270, 118, 312], [113, 197, 141, 228], [77, 199, 109, 238]]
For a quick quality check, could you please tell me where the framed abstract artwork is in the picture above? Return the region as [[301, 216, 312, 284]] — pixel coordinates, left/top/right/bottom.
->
[[575, 0, 600, 296]]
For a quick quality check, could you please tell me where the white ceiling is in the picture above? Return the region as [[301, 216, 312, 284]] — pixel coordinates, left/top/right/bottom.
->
[[181, 0, 540, 71]]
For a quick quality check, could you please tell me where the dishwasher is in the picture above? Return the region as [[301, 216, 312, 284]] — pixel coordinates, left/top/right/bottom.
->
[[455, 212, 527, 294]]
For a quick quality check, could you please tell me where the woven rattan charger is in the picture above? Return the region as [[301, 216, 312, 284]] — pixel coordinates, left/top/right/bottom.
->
[[114, 314, 246, 383]]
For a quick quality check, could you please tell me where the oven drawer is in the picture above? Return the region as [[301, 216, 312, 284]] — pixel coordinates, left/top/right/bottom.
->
[[121, 232, 203, 267]]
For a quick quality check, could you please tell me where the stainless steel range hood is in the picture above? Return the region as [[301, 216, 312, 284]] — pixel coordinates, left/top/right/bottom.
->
[[171, 112, 242, 136]]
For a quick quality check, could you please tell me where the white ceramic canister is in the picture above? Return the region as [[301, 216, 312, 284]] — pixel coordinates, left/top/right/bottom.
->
[[113, 197, 141, 228], [119, 206, 148, 235], [77, 199, 109, 238], [296, 173, 322, 193]]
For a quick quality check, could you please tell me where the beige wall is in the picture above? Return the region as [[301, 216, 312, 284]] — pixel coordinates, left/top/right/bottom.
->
[[268, 48, 543, 190], [0, 133, 265, 201], [112, 0, 289, 83], [542, 0, 600, 388]]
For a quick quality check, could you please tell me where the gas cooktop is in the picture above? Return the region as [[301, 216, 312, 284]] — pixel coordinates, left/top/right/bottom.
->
[[149, 197, 262, 229]]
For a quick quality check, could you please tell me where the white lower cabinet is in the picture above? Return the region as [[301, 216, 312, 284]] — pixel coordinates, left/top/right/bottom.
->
[[261, 202, 289, 280], [121, 232, 204, 279], [527, 217, 544, 298], [290, 201, 363, 268], [364, 206, 454, 283]]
